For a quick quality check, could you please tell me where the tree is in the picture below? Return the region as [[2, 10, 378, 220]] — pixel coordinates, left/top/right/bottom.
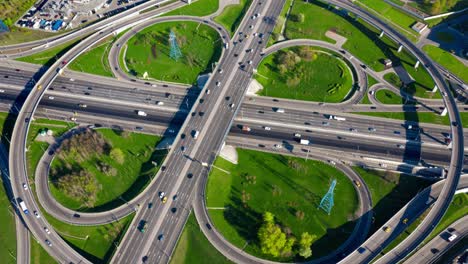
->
[[258, 212, 295, 257], [110, 148, 125, 164], [298, 232, 316, 258]]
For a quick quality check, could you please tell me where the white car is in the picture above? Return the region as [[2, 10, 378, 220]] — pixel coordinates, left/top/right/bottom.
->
[[159, 192, 165, 199], [0, 89, 4, 93], [23, 183, 28, 190], [206, 89, 211, 95], [48, 96, 55, 100], [273, 144, 282, 149], [151, 84, 157, 88], [447, 232, 457, 242], [294, 133, 301, 138], [34, 211, 40, 218], [45, 239, 52, 247], [216, 81, 221, 87], [248, 60, 253, 64], [44, 227, 50, 234], [69, 78, 75, 82], [264, 126, 271, 131], [156, 101, 164, 106]]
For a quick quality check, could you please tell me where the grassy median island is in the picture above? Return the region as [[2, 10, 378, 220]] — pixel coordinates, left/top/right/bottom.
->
[[255, 46, 354, 102], [49, 128, 166, 211], [206, 149, 358, 261], [124, 21, 222, 84], [423, 45, 468, 83], [214, 0, 253, 36], [171, 213, 232, 264]]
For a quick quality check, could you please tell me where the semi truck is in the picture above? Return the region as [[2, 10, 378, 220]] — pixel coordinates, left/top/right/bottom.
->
[[18, 199, 29, 214], [300, 139, 310, 145], [329, 115, 346, 121]]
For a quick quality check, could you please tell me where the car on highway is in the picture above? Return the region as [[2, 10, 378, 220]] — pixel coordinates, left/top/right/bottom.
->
[[350, 128, 357, 132], [37, 85, 42, 90], [0, 89, 4, 93], [159, 192, 165, 199], [264, 126, 271, 130], [138, 220, 148, 233], [48, 96, 54, 100], [173, 195, 178, 201], [216, 81, 221, 87], [23, 183, 28, 190], [368, 127, 376, 132], [273, 144, 282, 149], [158, 234, 164, 241], [206, 89, 210, 95], [384, 226, 392, 233], [156, 101, 164, 106], [34, 211, 40, 218], [162, 196, 168, 204], [397, 144, 405, 149], [78, 103, 87, 108], [171, 207, 177, 213], [294, 133, 301, 138], [353, 180, 361, 187], [45, 239, 52, 247], [402, 218, 408, 224], [447, 232, 458, 242], [322, 121, 330, 126], [148, 202, 153, 209], [44, 227, 50, 234]]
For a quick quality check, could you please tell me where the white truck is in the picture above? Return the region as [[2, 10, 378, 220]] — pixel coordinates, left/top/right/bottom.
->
[[300, 139, 310, 145], [137, 111, 147, 116], [19, 200, 29, 214], [329, 115, 346, 121]]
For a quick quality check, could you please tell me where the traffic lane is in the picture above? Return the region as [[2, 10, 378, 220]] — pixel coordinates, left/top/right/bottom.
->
[[0, 73, 196, 109], [229, 125, 452, 166], [241, 103, 453, 143], [403, 215, 467, 264]]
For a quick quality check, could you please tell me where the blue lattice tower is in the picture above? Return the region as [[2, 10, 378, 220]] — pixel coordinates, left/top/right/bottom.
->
[[169, 30, 182, 61], [318, 179, 337, 215]]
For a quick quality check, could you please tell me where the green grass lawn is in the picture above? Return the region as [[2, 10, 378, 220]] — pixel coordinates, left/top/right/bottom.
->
[[30, 238, 57, 264], [375, 89, 414, 104], [379, 193, 468, 257], [68, 41, 114, 77], [353, 167, 432, 235], [255, 47, 354, 102], [423, 45, 468, 84], [360, 75, 379, 104], [16, 38, 83, 66], [163, 0, 219, 16], [0, 184, 16, 264], [171, 213, 232, 264], [206, 149, 359, 261], [125, 21, 222, 84], [355, 0, 418, 41], [0, 27, 60, 46], [49, 128, 166, 211], [354, 111, 468, 127], [214, 0, 252, 36]]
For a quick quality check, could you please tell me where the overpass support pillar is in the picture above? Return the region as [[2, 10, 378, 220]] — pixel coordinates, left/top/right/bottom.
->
[[397, 45, 403, 53], [379, 31, 384, 38], [432, 85, 438, 93], [414, 60, 420, 69]]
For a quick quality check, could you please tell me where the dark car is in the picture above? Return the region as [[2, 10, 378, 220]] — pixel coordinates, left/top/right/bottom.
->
[[148, 202, 153, 209]]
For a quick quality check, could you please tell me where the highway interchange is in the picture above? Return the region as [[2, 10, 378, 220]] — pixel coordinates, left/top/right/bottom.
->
[[0, 0, 466, 263]]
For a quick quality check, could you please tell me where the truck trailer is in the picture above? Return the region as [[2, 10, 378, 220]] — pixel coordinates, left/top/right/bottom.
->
[[19, 200, 29, 214]]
